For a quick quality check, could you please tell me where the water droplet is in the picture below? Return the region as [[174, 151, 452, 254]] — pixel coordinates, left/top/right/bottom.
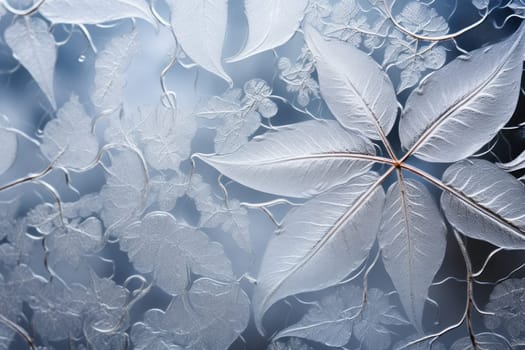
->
[[78, 54, 86, 63]]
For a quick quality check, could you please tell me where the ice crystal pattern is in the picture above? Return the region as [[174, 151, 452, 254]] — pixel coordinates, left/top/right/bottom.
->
[[0, 1, 524, 350]]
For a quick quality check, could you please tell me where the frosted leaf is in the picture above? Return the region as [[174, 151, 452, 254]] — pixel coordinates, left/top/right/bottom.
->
[[40, 95, 99, 170], [253, 174, 384, 333], [400, 24, 525, 162], [305, 27, 398, 139], [352, 288, 409, 350], [136, 104, 196, 171], [31, 280, 85, 340], [119, 211, 233, 295], [1, 265, 45, 321], [196, 120, 376, 198], [92, 31, 139, 112], [195, 88, 261, 154], [472, 0, 490, 9], [31, 272, 128, 342], [275, 284, 363, 347], [243, 79, 278, 119], [267, 338, 315, 350], [0, 128, 17, 176], [378, 179, 447, 330], [99, 151, 148, 230], [169, 0, 231, 83], [450, 334, 508, 350], [5, 17, 57, 109], [131, 279, 250, 350], [149, 175, 187, 212], [278, 49, 319, 107], [228, 0, 309, 62], [46, 216, 104, 267], [40, 0, 156, 25], [396, 2, 448, 36], [484, 278, 525, 339], [189, 175, 251, 252], [304, 0, 332, 28], [441, 159, 525, 249], [394, 337, 446, 350]]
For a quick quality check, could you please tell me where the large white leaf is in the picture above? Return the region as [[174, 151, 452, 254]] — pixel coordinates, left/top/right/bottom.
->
[[441, 159, 525, 249], [170, 0, 231, 84], [92, 31, 139, 112], [378, 178, 446, 330], [227, 0, 308, 62], [0, 129, 17, 176], [253, 174, 385, 333], [120, 211, 233, 295], [400, 24, 525, 162], [5, 17, 56, 109], [40, 0, 156, 25], [304, 26, 398, 140], [196, 120, 376, 198]]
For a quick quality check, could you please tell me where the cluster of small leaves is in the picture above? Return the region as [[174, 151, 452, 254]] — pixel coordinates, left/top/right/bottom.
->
[[0, 0, 523, 350]]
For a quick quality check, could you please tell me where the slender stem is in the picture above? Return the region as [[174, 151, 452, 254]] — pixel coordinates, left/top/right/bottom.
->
[[2, 0, 46, 16], [453, 230, 477, 350], [0, 314, 36, 350], [381, 0, 489, 42], [0, 164, 53, 192]]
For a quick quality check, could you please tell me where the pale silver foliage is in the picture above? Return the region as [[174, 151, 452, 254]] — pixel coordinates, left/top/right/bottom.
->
[[305, 26, 398, 140], [131, 278, 249, 350], [40, 0, 156, 25], [92, 31, 139, 113], [228, 0, 309, 62], [441, 159, 525, 249], [120, 212, 234, 295], [5, 17, 56, 109], [379, 179, 447, 330], [252, 174, 384, 333], [0, 1, 524, 349], [400, 24, 525, 162], [169, 0, 231, 83], [40, 95, 99, 170], [196, 120, 376, 198]]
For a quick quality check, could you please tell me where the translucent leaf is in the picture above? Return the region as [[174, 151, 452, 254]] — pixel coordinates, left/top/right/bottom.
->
[[119, 211, 233, 295], [40, 95, 99, 170], [228, 0, 309, 62], [131, 279, 250, 350], [352, 288, 409, 350], [450, 334, 508, 350], [304, 26, 398, 140], [0, 128, 17, 176], [195, 88, 261, 153], [378, 179, 446, 330], [274, 284, 363, 347], [40, 0, 156, 25], [169, 0, 231, 84], [5, 17, 56, 109], [400, 24, 525, 162], [196, 120, 376, 198], [92, 31, 139, 112], [189, 175, 251, 251], [253, 174, 385, 333], [137, 104, 196, 171], [99, 151, 148, 229], [484, 278, 525, 339], [441, 159, 525, 249]]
